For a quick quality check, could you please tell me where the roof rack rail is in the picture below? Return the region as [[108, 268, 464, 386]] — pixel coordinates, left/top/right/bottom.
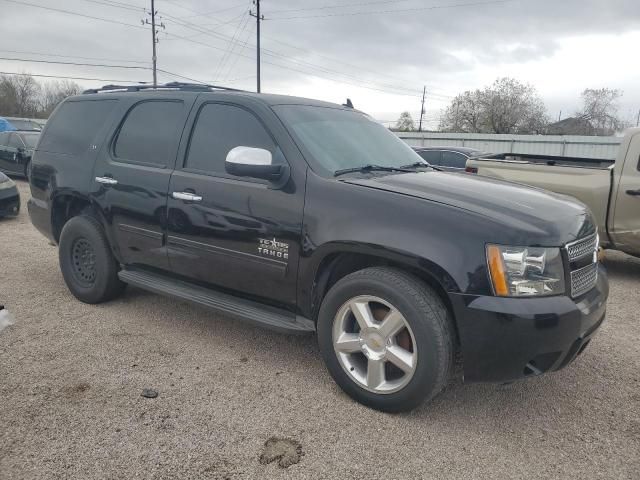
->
[[82, 81, 246, 94]]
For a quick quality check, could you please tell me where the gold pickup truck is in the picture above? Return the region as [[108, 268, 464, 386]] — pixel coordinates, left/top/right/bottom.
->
[[466, 128, 640, 258]]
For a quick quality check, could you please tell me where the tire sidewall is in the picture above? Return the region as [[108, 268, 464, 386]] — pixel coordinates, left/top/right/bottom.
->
[[318, 270, 449, 412], [59, 215, 117, 304]]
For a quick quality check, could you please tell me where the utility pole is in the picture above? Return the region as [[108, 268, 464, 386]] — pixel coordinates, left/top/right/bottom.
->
[[250, 0, 264, 93], [636, 109, 639, 127], [142, 0, 165, 87], [558, 110, 562, 122], [418, 86, 426, 132]]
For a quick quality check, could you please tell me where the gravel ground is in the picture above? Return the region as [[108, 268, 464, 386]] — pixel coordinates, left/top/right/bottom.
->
[[1, 179, 639, 480]]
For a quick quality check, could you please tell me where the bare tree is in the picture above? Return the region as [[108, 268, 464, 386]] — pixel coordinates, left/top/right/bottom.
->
[[395, 111, 415, 132], [40, 80, 82, 116], [440, 77, 548, 134], [576, 88, 624, 135], [0, 74, 41, 117]]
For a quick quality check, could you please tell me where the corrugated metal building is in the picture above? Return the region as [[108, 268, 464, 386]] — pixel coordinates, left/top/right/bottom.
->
[[396, 132, 622, 160]]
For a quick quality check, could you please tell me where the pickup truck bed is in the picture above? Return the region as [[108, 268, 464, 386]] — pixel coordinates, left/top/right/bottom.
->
[[467, 128, 640, 258]]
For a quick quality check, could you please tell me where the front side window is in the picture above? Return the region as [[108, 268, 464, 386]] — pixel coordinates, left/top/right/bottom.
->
[[114, 100, 185, 167], [7, 134, 24, 149], [441, 151, 467, 169], [185, 103, 279, 177], [274, 105, 423, 176]]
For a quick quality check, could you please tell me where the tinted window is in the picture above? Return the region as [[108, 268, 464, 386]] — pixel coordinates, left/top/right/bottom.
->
[[0, 132, 9, 147], [418, 150, 441, 165], [21, 133, 39, 149], [274, 105, 420, 175], [9, 119, 41, 131], [114, 100, 184, 167], [185, 103, 279, 175], [8, 134, 24, 149], [441, 151, 468, 169], [38, 100, 117, 155]]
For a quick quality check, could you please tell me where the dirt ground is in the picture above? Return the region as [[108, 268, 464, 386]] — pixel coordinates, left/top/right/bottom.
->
[[1, 179, 639, 479]]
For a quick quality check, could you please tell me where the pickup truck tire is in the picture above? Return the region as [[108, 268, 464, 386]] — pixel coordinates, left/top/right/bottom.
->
[[58, 215, 125, 304], [317, 267, 453, 412]]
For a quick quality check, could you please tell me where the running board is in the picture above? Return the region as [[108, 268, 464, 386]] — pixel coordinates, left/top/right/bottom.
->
[[118, 269, 315, 334]]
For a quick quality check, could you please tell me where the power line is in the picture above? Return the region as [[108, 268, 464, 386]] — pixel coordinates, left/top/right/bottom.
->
[[0, 49, 150, 65], [269, 0, 518, 20], [0, 0, 147, 30], [175, 1, 254, 20], [0, 71, 150, 83], [0, 56, 151, 70], [269, 0, 415, 14]]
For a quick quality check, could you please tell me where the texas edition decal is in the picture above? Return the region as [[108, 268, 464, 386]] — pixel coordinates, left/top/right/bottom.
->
[[258, 238, 289, 261]]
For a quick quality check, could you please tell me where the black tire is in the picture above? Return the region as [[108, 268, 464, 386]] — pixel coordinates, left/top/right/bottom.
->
[[59, 215, 125, 304], [317, 267, 453, 412]]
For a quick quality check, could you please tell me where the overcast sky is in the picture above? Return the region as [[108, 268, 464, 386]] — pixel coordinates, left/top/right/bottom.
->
[[1, 0, 639, 128]]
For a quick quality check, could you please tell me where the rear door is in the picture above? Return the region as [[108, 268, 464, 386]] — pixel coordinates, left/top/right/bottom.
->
[[1, 133, 24, 174], [165, 99, 304, 306], [91, 96, 195, 270], [0, 132, 9, 172], [610, 131, 640, 255]]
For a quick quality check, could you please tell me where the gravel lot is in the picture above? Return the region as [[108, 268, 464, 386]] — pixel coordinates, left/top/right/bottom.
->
[[1, 179, 639, 479]]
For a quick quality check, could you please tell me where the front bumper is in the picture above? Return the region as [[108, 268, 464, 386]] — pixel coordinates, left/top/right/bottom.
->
[[449, 264, 608, 383], [0, 186, 20, 217]]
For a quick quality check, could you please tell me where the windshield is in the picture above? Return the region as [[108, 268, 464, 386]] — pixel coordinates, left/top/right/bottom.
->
[[21, 133, 40, 148], [274, 105, 426, 176]]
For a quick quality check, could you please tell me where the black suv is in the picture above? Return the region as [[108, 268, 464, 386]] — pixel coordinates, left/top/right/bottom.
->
[[28, 83, 608, 412]]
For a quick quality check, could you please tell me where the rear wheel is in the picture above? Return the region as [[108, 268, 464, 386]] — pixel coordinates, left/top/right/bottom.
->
[[317, 267, 453, 412], [59, 215, 125, 304]]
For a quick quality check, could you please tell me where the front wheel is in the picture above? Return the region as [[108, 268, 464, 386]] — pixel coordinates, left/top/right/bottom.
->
[[317, 267, 453, 412]]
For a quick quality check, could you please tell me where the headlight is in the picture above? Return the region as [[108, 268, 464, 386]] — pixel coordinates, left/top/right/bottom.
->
[[486, 244, 565, 297]]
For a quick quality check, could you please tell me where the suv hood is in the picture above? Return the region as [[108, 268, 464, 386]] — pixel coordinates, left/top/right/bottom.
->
[[343, 171, 596, 244]]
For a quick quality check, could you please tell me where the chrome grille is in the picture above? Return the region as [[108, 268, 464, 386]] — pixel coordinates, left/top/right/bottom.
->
[[570, 262, 598, 298], [566, 234, 598, 262]]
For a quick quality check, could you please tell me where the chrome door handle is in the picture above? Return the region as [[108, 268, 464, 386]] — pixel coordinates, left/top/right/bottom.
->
[[95, 176, 118, 185], [626, 189, 640, 196], [172, 191, 202, 202]]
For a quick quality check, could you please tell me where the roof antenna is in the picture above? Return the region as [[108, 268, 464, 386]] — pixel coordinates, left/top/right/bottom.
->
[[343, 98, 354, 108]]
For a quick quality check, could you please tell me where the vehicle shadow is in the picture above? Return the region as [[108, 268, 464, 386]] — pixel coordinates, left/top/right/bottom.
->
[[602, 250, 640, 280]]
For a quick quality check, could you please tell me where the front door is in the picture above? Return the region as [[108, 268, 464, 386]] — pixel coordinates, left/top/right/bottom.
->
[[611, 130, 640, 255], [166, 101, 304, 307], [91, 97, 194, 270]]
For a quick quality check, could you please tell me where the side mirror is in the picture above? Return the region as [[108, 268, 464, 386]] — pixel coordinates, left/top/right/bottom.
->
[[225, 146, 284, 181]]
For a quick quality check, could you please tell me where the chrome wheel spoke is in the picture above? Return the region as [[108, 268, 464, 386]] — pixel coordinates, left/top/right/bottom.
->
[[378, 309, 405, 340], [334, 332, 362, 353], [349, 300, 376, 330], [332, 295, 418, 395], [366, 358, 386, 389], [386, 345, 414, 373]]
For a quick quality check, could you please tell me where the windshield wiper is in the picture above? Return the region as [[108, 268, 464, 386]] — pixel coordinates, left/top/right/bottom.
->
[[334, 164, 413, 177], [400, 161, 443, 171]]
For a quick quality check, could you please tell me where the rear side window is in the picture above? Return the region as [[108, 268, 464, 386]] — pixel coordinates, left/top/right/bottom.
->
[[418, 150, 441, 165], [185, 103, 279, 176], [113, 100, 185, 167], [441, 151, 467, 169], [0, 132, 9, 147], [38, 100, 117, 155]]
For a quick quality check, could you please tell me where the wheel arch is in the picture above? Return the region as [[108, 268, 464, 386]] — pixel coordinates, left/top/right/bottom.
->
[[303, 244, 461, 344], [50, 192, 111, 246]]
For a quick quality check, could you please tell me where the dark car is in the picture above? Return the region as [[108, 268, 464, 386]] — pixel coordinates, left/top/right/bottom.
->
[[0, 171, 20, 217], [28, 83, 607, 412], [0, 131, 40, 178], [412, 146, 489, 172]]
